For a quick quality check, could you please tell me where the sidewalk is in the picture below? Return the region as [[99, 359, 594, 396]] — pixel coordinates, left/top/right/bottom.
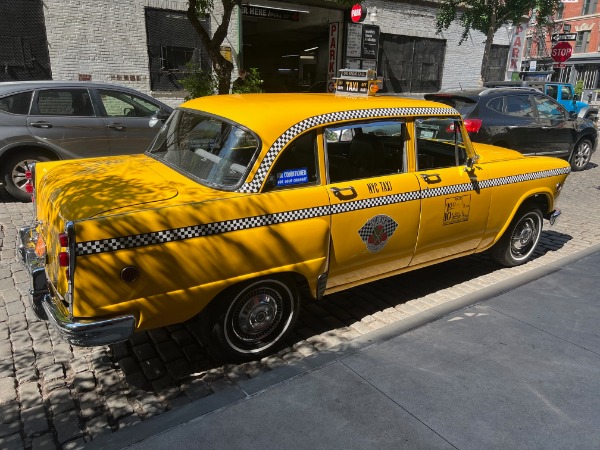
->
[[90, 244, 600, 450]]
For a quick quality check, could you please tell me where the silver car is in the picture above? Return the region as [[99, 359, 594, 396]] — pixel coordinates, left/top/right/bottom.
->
[[0, 81, 172, 201]]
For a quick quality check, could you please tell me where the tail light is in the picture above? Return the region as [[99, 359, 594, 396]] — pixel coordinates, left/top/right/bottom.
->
[[25, 171, 33, 193], [464, 119, 483, 133]]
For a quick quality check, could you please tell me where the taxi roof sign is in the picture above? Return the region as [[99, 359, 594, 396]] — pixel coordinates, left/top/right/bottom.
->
[[334, 68, 382, 97]]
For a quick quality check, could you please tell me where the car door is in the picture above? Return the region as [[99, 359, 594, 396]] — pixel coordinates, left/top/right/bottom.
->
[[500, 94, 540, 154], [411, 116, 492, 266], [27, 88, 110, 158], [531, 94, 573, 158], [323, 120, 422, 289], [96, 89, 166, 155]]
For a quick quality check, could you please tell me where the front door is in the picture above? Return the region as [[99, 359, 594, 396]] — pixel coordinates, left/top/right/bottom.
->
[[324, 120, 421, 289], [411, 117, 492, 266], [531, 94, 574, 157]]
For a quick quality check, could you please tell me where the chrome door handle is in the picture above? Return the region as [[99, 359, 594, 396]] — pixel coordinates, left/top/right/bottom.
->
[[330, 186, 356, 199], [420, 173, 441, 183], [107, 123, 126, 131], [30, 121, 52, 128]]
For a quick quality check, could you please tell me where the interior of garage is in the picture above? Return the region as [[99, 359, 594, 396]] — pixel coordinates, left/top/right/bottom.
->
[[241, 1, 345, 92]]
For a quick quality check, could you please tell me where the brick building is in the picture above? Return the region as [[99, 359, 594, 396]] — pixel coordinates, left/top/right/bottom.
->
[[1, 0, 514, 105], [524, 0, 600, 99]]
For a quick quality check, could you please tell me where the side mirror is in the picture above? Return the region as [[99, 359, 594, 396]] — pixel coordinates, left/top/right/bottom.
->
[[569, 111, 577, 120], [465, 154, 480, 171], [149, 109, 171, 128], [574, 94, 580, 101]]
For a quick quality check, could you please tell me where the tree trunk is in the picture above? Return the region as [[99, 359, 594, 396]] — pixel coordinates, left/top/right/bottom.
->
[[480, 9, 498, 84], [187, 0, 236, 94]]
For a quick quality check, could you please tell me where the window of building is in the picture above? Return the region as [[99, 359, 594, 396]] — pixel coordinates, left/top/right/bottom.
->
[[145, 8, 211, 91], [581, 0, 598, 15], [575, 31, 591, 53]]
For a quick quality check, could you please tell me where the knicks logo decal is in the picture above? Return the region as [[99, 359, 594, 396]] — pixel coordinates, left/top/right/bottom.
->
[[358, 215, 398, 252]]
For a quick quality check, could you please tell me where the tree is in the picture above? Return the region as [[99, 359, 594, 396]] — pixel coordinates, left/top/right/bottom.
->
[[186, 0, 358, 94], [435, 0, 561, 83]]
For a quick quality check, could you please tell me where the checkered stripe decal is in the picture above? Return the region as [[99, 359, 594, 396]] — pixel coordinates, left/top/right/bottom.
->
[[76, 206, 331, 256], [238, 107, 457, 194], [331, 190, 421, 214], [75, 166, 569, 256]]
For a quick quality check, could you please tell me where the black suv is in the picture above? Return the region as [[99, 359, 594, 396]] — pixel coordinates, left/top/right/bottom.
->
[[425, 87, 597, 171]]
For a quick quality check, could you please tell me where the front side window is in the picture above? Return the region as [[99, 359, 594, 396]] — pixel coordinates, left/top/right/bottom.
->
[[0, 91, 32, 115], [35, 89, 94, 116], [99, 90, 159, 117], [561, 85, 574, 101], [325, 120, 406, 183], [533, 95, 566, 120], [264, 131, 319, 191], [415, 117, 467, 170], [148, 109, 260, 189]]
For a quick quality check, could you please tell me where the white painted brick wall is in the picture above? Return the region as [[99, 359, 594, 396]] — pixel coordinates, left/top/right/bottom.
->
[[43, 0, 512, 103]]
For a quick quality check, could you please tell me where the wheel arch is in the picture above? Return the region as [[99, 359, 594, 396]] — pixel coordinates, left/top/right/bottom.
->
[[0, 143, 60, 166]]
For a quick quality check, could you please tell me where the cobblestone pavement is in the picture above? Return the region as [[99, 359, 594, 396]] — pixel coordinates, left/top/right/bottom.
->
[[1, 152, 599, 449]]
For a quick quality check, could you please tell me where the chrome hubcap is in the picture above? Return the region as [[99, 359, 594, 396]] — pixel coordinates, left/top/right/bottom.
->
[[12, 159, 37, 191], [232, 289, 282, 343], [511, 215, 539, 259]]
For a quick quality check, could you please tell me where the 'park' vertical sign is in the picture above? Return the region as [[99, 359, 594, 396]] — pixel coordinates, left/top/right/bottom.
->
[[506, 23, 527, 80]]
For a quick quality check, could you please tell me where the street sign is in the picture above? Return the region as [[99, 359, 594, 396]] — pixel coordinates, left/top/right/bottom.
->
[[551, 33, 578, 43], [551, 41, 573, 63]]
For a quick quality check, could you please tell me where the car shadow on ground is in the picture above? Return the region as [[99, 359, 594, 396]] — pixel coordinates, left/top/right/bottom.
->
[[106, 229, 573, 406]]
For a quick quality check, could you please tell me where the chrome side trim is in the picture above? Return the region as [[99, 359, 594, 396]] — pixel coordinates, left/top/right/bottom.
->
[[41, 295, 135, 347]]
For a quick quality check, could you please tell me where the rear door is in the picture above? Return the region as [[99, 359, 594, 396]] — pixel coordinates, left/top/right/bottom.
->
[[96, 89, 166, 155], [500, 94, 540, 154], [27, 88, 109, 158], [323, 120, 422, 289]]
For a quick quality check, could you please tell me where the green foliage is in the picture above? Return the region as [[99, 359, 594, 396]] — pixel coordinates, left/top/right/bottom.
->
[[575, 80, 584, 96], [231, 68, 264, 94], [179, 62, 216, 100], [436, 0, 561, 44]]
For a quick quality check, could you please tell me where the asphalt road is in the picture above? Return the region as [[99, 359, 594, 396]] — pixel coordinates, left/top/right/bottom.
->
[[0, 151, 599, 449]]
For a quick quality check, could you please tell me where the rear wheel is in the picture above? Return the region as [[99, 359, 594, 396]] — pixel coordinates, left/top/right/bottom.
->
[[490, 208, 543, 267], [570, 138, 593, 171], [199, 276, 300, 362], [1, 151, 51, 202]]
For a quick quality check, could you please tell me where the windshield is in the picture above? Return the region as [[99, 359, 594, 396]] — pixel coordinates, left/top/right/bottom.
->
[[148, 109, 260, 189]]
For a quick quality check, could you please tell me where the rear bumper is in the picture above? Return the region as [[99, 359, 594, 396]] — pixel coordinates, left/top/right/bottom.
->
[[18, 224, 135, 347]]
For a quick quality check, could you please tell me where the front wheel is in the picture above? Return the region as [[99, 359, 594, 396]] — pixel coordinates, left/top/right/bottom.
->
[[570, 138, 593, 171], [490, 208, 543, 267], [1, 152, 50, 202], [199, 276, 300, 362]]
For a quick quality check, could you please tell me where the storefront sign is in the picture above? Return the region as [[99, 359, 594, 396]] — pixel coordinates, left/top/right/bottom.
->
[[346, 23, 362, 58], [328, 23, 340, 93], [220, 46, 232, 62], [241, 5, 300, 21], [505, 22, 527, 79], [350, 4, 367, 23], [362, 25, 379, 59]]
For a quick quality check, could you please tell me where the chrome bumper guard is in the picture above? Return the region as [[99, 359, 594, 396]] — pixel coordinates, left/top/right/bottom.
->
[[18, 225, 135, 346], [547, 208, 562, 226]]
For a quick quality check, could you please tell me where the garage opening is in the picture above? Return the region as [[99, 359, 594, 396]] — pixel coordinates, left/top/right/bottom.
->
[[241, 1, 344, 92]]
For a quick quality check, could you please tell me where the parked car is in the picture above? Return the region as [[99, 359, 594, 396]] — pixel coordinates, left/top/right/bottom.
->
[[0, 80, 173, 201], [18, 92, 570, 362], [484, 81, 598, 121], [424, 87, 597, 171]]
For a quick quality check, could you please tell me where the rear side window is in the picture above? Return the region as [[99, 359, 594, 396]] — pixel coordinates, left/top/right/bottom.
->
[[0, 91, 32, 115], [486, 97, 503, 113], [35, 89, 94, 116]]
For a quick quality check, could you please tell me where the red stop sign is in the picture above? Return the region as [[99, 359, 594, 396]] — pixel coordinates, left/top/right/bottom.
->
[[551, 42, 573, 63]]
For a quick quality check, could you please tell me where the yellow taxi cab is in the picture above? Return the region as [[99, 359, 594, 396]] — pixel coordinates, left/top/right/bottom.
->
[[18, 71, 570, 361]]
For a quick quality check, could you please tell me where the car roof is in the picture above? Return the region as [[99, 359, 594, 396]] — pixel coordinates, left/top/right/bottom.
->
[[180, 93, 458, 142], [426, 86, 542, 102]]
